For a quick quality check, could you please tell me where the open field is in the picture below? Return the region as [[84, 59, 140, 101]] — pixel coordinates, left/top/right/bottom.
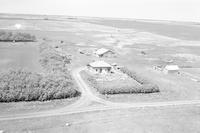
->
[[0, 104, 199, 133], [181, 68, 200, 77], [0, 97, 78, 116], [0, 42, 43, 73], [180, 68, 200, 82], [85, 19, 200, 41]]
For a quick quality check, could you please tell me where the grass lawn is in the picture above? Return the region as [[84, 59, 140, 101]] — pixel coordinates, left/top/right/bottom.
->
[[94, 70, 141, 89], [0, 97, 79, 116]]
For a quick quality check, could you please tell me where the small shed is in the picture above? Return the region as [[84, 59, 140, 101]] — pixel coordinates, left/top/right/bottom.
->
[[163, 65, 179, 74], [87, 61, 112, 73], [94, 48, 115, 57], [153, 65, 164, 71]]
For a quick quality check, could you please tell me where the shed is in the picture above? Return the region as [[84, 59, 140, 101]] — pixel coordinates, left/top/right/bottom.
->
[[163, 65, 179, 74], [94, 48, 115, 57], [87, 61, 112, 73]]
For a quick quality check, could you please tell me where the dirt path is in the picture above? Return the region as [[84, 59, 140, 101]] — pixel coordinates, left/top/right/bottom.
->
[[0, 67, 200, 121]]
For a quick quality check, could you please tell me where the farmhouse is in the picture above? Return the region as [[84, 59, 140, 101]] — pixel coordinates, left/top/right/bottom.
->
[[94, 48, 115, 57], [87, 61, 112, 73], [163, 65, 179, 74]]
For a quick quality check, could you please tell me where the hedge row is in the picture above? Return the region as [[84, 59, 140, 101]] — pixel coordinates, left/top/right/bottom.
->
[[0, 69, 80, 102], [0, 31, 36, 42], [98, 84, 159, 94], [80, 71, 159, 95]]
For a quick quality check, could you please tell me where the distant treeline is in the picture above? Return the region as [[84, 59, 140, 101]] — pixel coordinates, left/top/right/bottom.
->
[[0, 31, 36, 42]]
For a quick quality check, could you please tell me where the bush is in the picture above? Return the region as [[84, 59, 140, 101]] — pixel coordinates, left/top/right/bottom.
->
[[0, 69, 80, 102], [0, 31, 36, 42], [80, 71, 159, 95]]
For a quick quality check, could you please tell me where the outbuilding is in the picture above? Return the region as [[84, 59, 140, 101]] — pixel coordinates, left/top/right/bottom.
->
[[87, 61, 112, 73], [94, 48, 115, 57], [163, 65, 179, 74]]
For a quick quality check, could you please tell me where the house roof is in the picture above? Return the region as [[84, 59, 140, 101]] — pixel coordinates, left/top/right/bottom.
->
[[88, 61, 112, 68], [165, 65, 179, 70], [95, 48, 112, 55]]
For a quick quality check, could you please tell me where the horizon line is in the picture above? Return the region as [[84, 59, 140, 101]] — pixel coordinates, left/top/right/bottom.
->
[[0, 12, 199, 24]]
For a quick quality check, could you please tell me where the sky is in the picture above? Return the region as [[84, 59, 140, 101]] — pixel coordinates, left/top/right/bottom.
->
[[1, 0, 200, 22]]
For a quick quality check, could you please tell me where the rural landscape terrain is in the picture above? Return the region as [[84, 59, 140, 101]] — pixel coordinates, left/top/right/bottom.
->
[[0, 13, 200, 133]]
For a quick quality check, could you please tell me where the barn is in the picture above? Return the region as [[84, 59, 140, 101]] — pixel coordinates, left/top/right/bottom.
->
[[87, 61, 112, 74]]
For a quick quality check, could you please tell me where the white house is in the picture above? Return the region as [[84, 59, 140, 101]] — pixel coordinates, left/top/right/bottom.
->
[[87, 61, 112, 74], [94, 48, 115, 57], [163, 65, 180, 74]]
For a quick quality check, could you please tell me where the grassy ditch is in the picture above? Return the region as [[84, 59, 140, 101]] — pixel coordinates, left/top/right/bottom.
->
[[0, 31, 36, 42], [80, 70, 159, 95]]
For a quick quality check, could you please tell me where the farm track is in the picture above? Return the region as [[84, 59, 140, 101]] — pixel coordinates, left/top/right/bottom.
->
[[0, 67, 200, 121]]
